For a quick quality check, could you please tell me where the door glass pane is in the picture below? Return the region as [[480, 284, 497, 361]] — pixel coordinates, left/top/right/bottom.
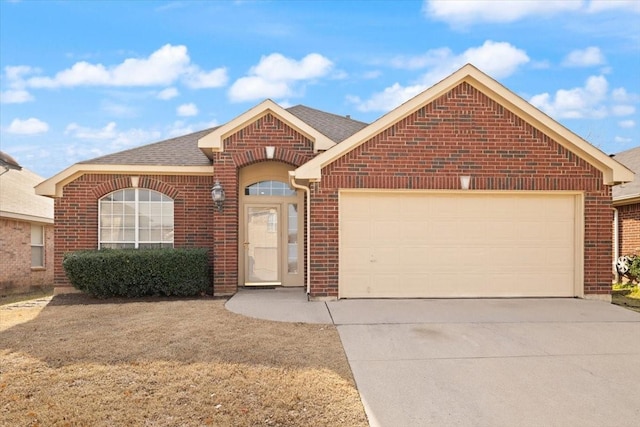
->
[[247, 206, 279, 282], [288, 204, 298, 274]]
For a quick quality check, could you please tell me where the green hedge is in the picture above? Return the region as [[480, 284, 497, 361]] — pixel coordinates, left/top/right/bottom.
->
[[62, 248, 210, 298]]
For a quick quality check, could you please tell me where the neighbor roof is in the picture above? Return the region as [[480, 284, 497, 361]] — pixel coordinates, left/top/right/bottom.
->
[[612, 146, 640, 205], [0, 165, 53, 223]]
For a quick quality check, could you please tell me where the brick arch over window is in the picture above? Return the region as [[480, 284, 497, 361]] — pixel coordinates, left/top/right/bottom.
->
[[232, 147, 312, 169], [92, 176, 180, 200]]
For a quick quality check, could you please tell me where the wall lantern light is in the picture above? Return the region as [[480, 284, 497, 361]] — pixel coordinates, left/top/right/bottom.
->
[[265, 146, 276, 159], [460, 175, 471, 190], [211, 180, 225, 212]]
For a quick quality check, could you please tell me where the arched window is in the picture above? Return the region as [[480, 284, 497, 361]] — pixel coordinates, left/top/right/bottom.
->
[[99, 189, 174, 249], [244, 180, 296, 196]]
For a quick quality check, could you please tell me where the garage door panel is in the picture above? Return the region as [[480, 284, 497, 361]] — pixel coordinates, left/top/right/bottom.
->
[[340, 192, 579, 298]]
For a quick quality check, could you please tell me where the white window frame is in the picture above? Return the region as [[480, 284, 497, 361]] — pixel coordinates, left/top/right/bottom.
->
[[99, 188, 174, 249], [31, 224, 45, 268]]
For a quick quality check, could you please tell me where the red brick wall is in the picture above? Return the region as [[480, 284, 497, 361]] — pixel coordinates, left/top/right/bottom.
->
[[617, 203, 640, 256], [53, 174, 216, 290], [211, 113, 316, 295], [310, 82, 613, 297], [0, 218, 54, 295]]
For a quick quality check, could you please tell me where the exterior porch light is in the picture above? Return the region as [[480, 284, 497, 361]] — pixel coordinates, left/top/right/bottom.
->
[[265, 146, 275, 159], [460, 175, 471, 190], [211, 180, 225, 212]]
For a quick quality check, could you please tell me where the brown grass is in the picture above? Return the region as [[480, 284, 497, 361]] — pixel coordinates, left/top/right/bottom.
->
[[0, 294, 368, 426]]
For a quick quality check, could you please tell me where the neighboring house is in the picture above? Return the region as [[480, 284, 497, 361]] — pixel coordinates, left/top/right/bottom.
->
[[612, 146, 640, 263], [0, 152, 55, 295], [36, 64, 633, 301]]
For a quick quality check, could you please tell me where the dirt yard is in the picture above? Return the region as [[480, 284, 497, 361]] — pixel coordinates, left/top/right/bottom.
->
[[0, 294, 368, 426]]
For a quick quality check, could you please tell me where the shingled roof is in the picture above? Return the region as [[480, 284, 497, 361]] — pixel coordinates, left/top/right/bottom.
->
[[80, 127, 217, 166], [287, 105, 368, 143], [80, 104, 368, 167], [612, 146, 640, 203]]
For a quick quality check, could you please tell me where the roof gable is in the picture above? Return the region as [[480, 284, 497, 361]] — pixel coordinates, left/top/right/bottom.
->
[[294, 64, 633, 185], [197, 99, 337, 158]]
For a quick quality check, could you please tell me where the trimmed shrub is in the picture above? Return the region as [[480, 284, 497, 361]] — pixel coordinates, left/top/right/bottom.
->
[[63, 248, 210, 298]]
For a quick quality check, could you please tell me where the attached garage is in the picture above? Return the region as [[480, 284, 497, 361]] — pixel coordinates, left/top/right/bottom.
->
[[339, 191, 583, 298]]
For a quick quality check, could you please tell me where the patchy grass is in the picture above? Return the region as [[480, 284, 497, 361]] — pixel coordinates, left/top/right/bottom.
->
[[0, 294, 368, 426], [612, 285, 640, 313]]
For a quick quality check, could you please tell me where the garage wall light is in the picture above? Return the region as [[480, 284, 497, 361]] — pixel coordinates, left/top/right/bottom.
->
[[460, 175, 471, 190]]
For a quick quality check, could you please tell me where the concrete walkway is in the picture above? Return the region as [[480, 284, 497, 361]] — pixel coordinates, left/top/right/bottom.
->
[[226, 288, 640, 427]]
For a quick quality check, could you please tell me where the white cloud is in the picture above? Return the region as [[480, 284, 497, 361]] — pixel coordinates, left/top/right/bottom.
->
[[101, 101, 137, 118], [228, 53, 333, 102], [14, 44, 227, 91], [424, 0, 582, 25], [347, 83, 425, 113], [183, 67, 228, 89], [588, 0, 640, 13], [530, 75, 609, 119], [614, 136, 633, 143], [611, 105, 636, 116], [350, 41, 529, 112], [618, 120, 636, 128], [64, 121, 162, 150], [65, 122, 117, 139], [166, 119, 219, 138], [562, 47, 605, 67], [177, 103, 199, 117], [612, 87, 639, 103], [7, 117, 49, 135], [157, 87, 179, 100], [0, 89, 34, 103], [27, 44, 191, 88]]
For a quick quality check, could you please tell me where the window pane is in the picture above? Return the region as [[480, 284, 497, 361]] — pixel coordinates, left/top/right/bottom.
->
[[245, 180, 296, 197], [31, 247, 44, 267], [124, 189, 135, 201], [100, 189, 173, 249], [31, 225, 43, 245]]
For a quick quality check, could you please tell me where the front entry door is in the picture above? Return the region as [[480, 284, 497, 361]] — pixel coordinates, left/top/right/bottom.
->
[[245, 205, 281, 285]]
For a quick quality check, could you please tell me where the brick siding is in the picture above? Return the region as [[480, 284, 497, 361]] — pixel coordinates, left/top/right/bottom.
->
[[310, 82, 613, 297], [211, 113, 316, 295], [617, 203, 640, 256], [53, 174, 216, 290], [0, 218, 54, 295]]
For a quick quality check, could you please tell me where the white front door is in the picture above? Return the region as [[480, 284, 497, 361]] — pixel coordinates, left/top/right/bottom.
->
[[245, 204, 281, 285]]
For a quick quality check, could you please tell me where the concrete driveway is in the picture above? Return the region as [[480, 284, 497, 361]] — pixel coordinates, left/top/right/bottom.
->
[[327, 298, 640, 427], [227, 291, 640, 427]]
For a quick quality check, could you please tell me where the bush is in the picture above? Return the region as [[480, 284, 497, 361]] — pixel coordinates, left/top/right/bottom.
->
[[63, 248, 210, 298]]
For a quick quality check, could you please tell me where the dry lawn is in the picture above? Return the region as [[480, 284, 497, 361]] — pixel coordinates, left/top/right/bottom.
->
[[0, 294, 368, 426]]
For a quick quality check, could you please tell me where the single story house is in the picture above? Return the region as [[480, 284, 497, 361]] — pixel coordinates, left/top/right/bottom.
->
[[612, 146, 640, 264], [37, 64, 634, 300], [1, 151, 55, 295]]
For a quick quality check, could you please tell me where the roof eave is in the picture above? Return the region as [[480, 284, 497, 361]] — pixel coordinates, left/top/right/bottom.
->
[[36, 164, 213, 197], [613, 194, 640, 207]]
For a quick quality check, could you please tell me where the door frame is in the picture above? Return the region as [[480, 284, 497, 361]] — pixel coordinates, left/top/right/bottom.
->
[[238, 162, 304, 287]]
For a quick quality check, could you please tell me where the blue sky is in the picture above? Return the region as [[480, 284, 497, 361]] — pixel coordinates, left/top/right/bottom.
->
[[1, 0, 639, 178]]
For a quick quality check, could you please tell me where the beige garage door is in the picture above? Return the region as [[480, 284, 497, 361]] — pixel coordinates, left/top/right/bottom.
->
[[339, 191, 581, 298]]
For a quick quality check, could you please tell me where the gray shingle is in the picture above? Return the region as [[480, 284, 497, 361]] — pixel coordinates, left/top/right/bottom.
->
[[80, 127, 217, 166], [612, 146, 640, 200], [287, 105, 368, 142]]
